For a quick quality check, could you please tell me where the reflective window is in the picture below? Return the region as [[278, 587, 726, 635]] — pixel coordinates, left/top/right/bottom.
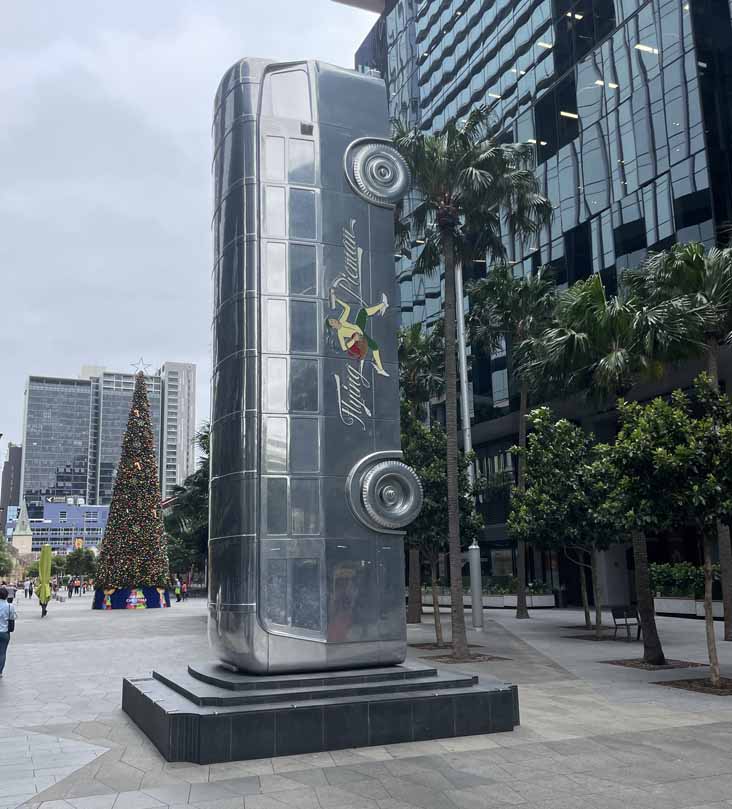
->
[[289, 243, 317, 295], [264, 242, 287, 294], [289, 139, 315, 185], [264, 136, 285, 182], [264, 357, 287, 412], [264, 186, 286, 237], [292, 479, 320, 535], [290, 300, 318, 353], [262, 69, 312, 121], [265, 478, 287, 535], [264, 417, 287, 472], [289, 189, 316, 239], [264, 299, 287, 353], [290, 418, 319, 473], [290, 358, 318, 412]]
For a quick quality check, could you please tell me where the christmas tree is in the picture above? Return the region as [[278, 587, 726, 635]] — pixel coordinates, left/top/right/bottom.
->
[[95, 372, 169, 592]]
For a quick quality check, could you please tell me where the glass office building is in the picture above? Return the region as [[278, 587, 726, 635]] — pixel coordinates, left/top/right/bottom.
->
[[21, 364, 195, 516], [350, 0, 732, 593]]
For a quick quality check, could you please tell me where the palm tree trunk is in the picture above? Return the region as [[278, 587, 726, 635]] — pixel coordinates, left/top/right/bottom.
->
[[515, 381, 530, 619], [407, 545, 422, 623], [706, 341, 732, 641], [703, 531, 722, 687], [591, 548, 603, 640], [443, 235, 469, 658], [631, 530, 666, 665], [431, 560, 444, 647]]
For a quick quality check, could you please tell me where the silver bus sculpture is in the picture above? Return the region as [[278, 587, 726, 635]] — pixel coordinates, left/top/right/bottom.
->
[[209, 59, 423, 673]]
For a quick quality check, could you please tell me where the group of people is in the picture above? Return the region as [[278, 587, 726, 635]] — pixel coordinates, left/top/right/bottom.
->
[[172, 577, 188, 603]]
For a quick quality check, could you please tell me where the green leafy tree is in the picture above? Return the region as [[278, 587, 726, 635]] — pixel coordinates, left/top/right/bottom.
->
[[398, 325, 444, 622], [0, 543, 13, 578], [95, 372, 169, 590], [64, 548, 96, 578], [52, 555, 66, 576], [607, 393, 705, 665], [468, 264, 556, 619], [164, 424, 210, 576], [394, 107, 551, 657], [509, 408, 618, 636], [401, 403, 484, 648], [626, 243, 732, 640]]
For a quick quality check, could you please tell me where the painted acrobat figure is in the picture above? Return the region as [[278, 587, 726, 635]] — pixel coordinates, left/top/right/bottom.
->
[[326, 290, 390, 376]]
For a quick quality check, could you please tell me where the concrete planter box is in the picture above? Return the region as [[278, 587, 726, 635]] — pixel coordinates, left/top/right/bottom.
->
[[654, 596, 724, 618], [422, 593, 555, 612]]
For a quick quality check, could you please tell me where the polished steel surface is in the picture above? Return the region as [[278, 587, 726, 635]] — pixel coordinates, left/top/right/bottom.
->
[[210, 58, 420, 673]]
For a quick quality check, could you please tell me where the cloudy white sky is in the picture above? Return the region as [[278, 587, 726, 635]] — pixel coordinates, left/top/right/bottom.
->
[[0, 1, 376, 461]]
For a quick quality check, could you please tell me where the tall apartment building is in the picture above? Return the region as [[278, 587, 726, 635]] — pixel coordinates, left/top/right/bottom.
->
[[343, 0, 732, 600], [0, 442, 22, 532], [20, 363, 196, 517]]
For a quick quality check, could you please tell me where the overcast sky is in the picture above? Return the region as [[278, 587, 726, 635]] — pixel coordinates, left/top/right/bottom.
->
[[0, 1, 376, 462]]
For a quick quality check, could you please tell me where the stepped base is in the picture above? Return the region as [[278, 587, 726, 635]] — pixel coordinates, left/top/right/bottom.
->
[[123, 661, 519, 764]]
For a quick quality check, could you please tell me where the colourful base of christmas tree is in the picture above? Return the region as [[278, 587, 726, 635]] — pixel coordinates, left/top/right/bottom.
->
[[92, 587, 170, 610]]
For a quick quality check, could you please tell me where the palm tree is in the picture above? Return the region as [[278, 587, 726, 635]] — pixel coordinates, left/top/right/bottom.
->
[[530, 273, 707, 664], [398, 325, 444, 622], [398, 323, 444, 420], [394, 107, 552, 657], [164, 424, 210, 577], [625, 243, 732, 640], [468, 264, 556, 618]]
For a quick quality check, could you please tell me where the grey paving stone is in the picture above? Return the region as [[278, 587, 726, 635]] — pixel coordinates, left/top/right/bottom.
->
[[216, 778, 262, 797]]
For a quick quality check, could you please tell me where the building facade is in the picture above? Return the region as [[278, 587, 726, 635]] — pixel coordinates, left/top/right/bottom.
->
[[346, 0, 732, 601], [5, 500, 109, 553], [20, 363, 196, 517], [0, 442, 22, 533]]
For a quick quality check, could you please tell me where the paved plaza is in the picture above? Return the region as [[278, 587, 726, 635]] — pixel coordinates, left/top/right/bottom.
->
[[2, 595, 732, 809]]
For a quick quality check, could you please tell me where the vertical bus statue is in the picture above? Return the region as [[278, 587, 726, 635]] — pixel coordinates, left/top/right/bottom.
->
[[209, 59, 423, 673]]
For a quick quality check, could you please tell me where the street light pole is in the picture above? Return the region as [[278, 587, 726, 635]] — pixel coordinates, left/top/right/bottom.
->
[[454, 260, 483, 630]]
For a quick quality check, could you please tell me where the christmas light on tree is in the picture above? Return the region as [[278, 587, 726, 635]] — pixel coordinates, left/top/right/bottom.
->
[[93, 371, 170, 609]]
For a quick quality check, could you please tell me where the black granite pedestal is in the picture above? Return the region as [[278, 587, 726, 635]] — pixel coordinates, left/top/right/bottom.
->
[[122, 662, 519, 764]]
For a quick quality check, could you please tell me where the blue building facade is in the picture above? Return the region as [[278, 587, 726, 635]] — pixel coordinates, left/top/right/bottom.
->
[[5, 502, 109, 553]]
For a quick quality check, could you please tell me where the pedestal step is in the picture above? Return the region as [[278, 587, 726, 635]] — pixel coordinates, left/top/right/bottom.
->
[[122, 661, 519, 764]]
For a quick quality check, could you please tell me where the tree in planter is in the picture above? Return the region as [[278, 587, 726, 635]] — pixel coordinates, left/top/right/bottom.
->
[[508, 407, 617, 638], [531, 273, 708, 663], [625, 243, 732, 641], [468, 264, 556, 619], [398, 326, 445, 623], [607, 392, 709, 666], [394, 107, 552, 655], [401, 403, 484, 648]]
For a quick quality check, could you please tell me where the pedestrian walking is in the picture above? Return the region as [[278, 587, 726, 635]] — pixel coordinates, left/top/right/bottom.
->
[[67, 580, 73, 599], [181, 581, 188, 601], [28, 581, 33, 598], [0, 586, 16, 678], [0, 582, 16, 604], [24, 579, 30, 599], [174, 578, 182, 603]]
